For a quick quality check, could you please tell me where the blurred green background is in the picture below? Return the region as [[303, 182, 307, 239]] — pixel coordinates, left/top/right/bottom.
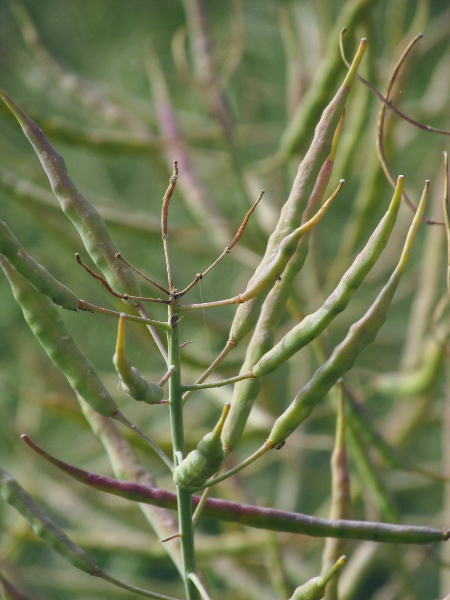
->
[[0, 0, 450, 598]]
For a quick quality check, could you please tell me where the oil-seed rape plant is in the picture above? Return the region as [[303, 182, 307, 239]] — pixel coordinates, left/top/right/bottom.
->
[[1, 1, 450, 599]]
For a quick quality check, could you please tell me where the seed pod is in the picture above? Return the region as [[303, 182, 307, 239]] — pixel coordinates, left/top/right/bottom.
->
[[173, 404, 230, 489], [0, 87, 141, 302], [289, 556, 347, 600], [113, 314, 164, 403], [0, 256, 118, 417], [229, 40, 366, 344], [0, 467, 100, 575], [268, 180, 429, 447], [238, 181, 343, 304], [0, 219, 80, 310], [252, 176, 404, 379]]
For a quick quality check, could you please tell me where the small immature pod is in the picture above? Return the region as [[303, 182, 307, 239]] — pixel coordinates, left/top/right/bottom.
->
[[0, 257, 118, 417], [0, 87, 142, 302], [0, 467, 100, 575], [0, 219, 80, 310], [289, 556, 347, 600], [113, 314, 164, 403], [173, 403, 230, 489], [268, 181, 429, 447]]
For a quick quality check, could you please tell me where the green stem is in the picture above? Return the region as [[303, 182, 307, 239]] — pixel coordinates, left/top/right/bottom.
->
[[168, 302, 199, 600]]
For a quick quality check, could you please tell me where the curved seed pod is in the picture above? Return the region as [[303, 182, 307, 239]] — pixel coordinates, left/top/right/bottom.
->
[[269, 180, 429, 447], [0, 256, 118, 417], [222, 177, 403, 452], [0, 87, 142, 302], [221, 116, 346, 451], [0, 219, 80, 310], [113, 314, 164, 403], [252, 176, 404, 379], [173, 404, 230, 489], [289, 556, 347, 600], [229, 40, 366, 344], [237, 181, 343, 304], [0, 467, 100, 575], [0, 467, 181, 600]]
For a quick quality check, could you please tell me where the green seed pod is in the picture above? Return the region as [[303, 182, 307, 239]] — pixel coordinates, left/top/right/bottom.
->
[[0, 467, 100, 575], [0, 256, 118, 417], [289, 556, 347, 600], [268, 180, 429, 447], [0, 219, 80, 310], [238, 181, 343, 304], [229, 41, 366, 344], [173, 404, 230, 489], [113, 314, 164, 403], [0, 87, 141, 302], [252, 176, 404, 379]]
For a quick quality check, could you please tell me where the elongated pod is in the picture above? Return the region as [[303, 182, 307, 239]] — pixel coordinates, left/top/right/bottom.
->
[[222, 178, 404, 451], [228, 40, 366, 344], [268, 181, 429, 447], [0, 467, 100, 575], [0, 256, 118, 417], [0, 219, 80, 310], [173, 404, 230, 489], [252, 176, 404, 378], [0, 87, 141, 302], [0, 467, 181, 600], [113, 314, 164, 403]]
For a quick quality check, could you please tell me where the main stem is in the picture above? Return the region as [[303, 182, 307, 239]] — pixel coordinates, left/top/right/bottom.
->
[[167, 301, 199, 600]]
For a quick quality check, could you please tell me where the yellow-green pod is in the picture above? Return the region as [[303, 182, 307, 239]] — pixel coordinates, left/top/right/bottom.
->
[[173, 404, 230, 489], [113, 314, 164, 404], [0, 219, 80, 310]]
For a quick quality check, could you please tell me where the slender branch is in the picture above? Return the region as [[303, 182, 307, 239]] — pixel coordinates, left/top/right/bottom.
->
[[182, 371, 253, 391], [158, 365, 176, 387], [113, 412, 174, 472], [195, 442, 274, 491], [76, 254, 169, 304], [78, 299, 169, 330], [175, 191, 264, 298], [182, 339, 237, 404], [376, 34, 428, 216], [188, 573, 211, 600], [180, 296, 241, 310], [340, 29, 445, 225], [340, 28, 450, 137], [115, 253, 170, 296], [137, 303, 169, 361], [162, 162, 178, 292], [167, 303, 199, 600]]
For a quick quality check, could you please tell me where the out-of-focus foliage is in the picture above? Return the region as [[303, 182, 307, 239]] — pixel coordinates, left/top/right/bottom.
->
[[1, 1, 450, 598]]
